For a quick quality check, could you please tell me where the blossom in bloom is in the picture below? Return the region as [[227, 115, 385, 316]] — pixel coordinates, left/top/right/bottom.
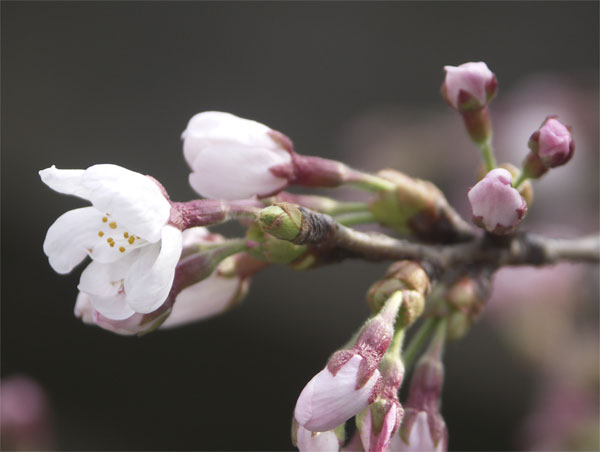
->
[[294, 354, 381, 432], [442, 62, 497, 111], [182, 111, 293, 200], [74, 227, 249, 335], [41, 164, 183, 320], [467, 168, 527, 234], [388, 411, 445, 452]]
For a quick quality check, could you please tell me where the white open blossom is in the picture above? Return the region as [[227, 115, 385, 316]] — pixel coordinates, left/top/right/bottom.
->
[[41, 164, 183, 320], [73, 227, 246, 335], [182, 111, 293, 200]]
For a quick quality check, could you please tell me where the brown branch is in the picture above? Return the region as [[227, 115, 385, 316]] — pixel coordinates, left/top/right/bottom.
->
[[290, 208, 600, 269]]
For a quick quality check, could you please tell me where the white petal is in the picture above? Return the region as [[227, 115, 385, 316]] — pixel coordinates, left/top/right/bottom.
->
[[296, 424, 340, 452], [295, 355, 380, 432], [124, 226, 182, 313], [389, 412, 439, 452], [81, 164, 171, 242], [89, 292, 136, 321], [188, 145, 289, 199], [161, 274, 241, 328], [181, 226, 211, 248], [74, 292, 96, 325], [39, 166, 90, 199], [182, 111, 277, 166], [43, 207, 108, 274], [77, 255, 137, 297]]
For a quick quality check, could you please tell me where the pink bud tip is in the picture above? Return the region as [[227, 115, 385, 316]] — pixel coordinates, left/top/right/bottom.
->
[[294, 354, 381, 432], [442, 62, 496, 111], [467, 168, 527, 235], [533, 116, 574, 168]]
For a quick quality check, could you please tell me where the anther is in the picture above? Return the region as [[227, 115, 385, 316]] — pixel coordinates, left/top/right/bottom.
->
[[109, 222, 117, 229], [128, 236, 135, 245], [102, 217, 108, 223], [98, 231, 104, 237], [124, 232, 129, 238], [119, 246, 126, 253]]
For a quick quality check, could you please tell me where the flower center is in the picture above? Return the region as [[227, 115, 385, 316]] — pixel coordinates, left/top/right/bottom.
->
[[97, 213, 146, 253]]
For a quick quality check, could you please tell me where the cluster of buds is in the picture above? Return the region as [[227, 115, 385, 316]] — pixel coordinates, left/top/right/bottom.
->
[[442, 62, 574, 236], [391, 321, 448, 452]]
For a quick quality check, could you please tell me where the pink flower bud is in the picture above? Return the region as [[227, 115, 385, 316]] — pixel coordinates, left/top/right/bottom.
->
[[293, 419, 343, 452], [359, 400, 402, 452], [389, 411, 446, 452], [1, 376, 55, 451], [182, 111, 293, 200], [467, 168, 527, 234], [524, 117, 574, 177], [441, 62, 497, 112], [294, 354, 382, 432]]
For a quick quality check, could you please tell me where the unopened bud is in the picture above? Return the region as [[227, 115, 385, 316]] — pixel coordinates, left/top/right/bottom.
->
[[479, 163, 533, 207], [259, 203, 302, 241], [523, 116, 574, 178], [441, 62, 497, 112], [357, 398, 402, 452], [246, 222, 308, 264], [468, 168, 527, 235], [367, 261, 430, 326], [292, 418, 344, 452]]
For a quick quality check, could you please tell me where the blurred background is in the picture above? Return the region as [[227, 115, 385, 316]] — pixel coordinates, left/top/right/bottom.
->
[[2, 2, 598, 450]]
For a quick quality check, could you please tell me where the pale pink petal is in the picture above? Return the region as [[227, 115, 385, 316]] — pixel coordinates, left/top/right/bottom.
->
[[188, 145, 289, 200], [389, 412, 442, 452], [443, 62, 494, 109], [182, 111, 279, 165], [468, 168, 525, 232], [161, 274, 241, 328], [295, 355, 380, 432], [296, 423, 341, 452], [124, 226, 182, 313]]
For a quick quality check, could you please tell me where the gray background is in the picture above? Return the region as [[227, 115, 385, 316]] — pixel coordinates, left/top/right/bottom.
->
[[2, 2, 598, 450]]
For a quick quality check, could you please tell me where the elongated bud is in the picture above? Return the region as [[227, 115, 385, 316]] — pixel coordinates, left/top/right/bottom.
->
[[367, 261, 430, 327], [522, 116, 574, 179], [294, 295, 402, 432], [396, 322, 448, 452], [369, 170, 466, 242], [468, 168, 527, 235], [444, 273, 491, 340]]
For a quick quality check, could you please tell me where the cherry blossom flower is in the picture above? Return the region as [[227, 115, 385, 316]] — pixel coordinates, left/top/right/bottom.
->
[[41, 164, 182, 320], [182, 111, 293, 200]]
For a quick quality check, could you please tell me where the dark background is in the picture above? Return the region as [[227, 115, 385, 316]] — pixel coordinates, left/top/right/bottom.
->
[[2, 2, 598, 450]]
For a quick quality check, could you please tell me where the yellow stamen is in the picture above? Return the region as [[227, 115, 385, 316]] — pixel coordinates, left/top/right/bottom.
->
[[109, 242, 115, 248], [102, 217, 108, 223], [109, 222, 117, 229], [124, 232, 129, 238], [107, 237, 114, 243], [128, 236, 135, 245], [98, 231, 104, 237], [119, 246, 126, 253]]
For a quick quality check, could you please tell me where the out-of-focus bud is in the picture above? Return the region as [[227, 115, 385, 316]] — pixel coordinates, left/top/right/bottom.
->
[[294, 295, 403, 432], [389, 411, 445, 452], [468, 168, 527, 234], [182, 111, 294, 200], [442, 62, 497, 147], [523, 116, 575, 178], [367, 261, 431, 327], [444, 274, 491, 340], [358, 398, 403, 452], [370, 170, 469, 242], [1, 375, 55, 451], [441, 62, 497, 112], [246, 221, 308, 265], [292, 418, 344, 452], [394, 322, 448, 452]]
